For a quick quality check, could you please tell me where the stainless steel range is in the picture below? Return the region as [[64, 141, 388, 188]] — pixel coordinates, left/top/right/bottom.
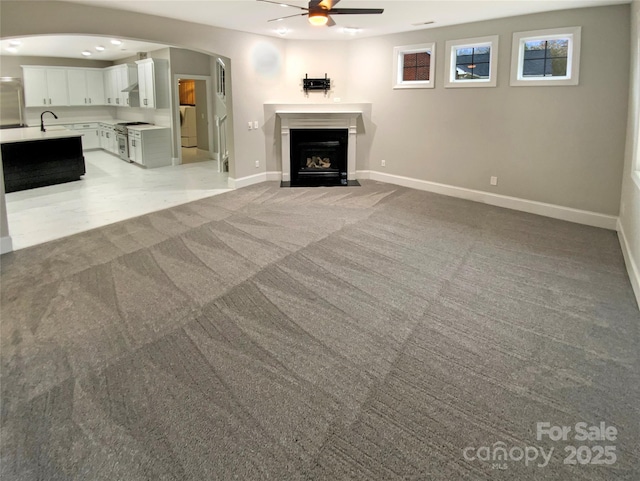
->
[[115, 122, 150, 161]]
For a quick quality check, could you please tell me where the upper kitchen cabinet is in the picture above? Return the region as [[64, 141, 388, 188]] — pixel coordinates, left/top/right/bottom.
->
[[67, 68, 105, 106], [103, 64, 138, 108], [136, 58, 169, 109], [22, 67, 69, 107]]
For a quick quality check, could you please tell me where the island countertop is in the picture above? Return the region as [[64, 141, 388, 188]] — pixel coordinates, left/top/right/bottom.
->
[[0, 127, 82, 145]]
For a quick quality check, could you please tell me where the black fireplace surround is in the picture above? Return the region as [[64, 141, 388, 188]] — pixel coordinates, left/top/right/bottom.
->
[[288, 129, 348, 187]]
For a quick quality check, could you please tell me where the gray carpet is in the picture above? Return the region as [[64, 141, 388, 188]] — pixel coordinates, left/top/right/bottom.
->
[[1, 180, 638, 481]]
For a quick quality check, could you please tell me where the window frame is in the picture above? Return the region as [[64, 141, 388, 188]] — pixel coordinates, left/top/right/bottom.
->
[[444, 35, 499, 88], [216, 58, 226, 100], [393, 42, 436, 89], [510, 26, 581, 87]]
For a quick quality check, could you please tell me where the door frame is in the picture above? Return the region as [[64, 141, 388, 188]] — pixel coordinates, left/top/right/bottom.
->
[[172, 74, 214, 165]]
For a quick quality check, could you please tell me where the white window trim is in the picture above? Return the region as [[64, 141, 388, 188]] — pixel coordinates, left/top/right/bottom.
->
[[393, 43, 436, 89], [216, 58, 226, 100], [510, 26, 581, 87], [445, 35, 499, 88]]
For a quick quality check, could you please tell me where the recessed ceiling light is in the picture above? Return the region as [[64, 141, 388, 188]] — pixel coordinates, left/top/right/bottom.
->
[[95, 45, 105, 51], [6, 47, 18, 54], [9, 40, 21, 47], [342, 27, 361, 35], [276, 27, 289, 36], [412, 21, 435, 27], [280, 3, 288, 6], [81, 50, 92, 56], [110, 39, 122, 45]]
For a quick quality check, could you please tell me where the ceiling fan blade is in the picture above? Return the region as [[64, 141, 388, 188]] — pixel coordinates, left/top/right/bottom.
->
[[327, 8, 384, 15], [326, 15, 337, 27], [267, 12, 308, 22], [258, 0, 308, 11]]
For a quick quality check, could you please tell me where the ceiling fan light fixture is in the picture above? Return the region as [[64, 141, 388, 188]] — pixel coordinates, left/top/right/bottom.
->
[[308, 11, 329, 26]]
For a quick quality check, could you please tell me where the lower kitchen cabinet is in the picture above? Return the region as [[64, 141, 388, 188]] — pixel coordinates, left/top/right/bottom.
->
[[64, 123, 100, 151], [127, 127, 171, 168], [99, 123, 117, 155]]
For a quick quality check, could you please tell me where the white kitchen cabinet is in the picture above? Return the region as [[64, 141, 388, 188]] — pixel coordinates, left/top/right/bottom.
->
[[86, 70, 105, 105], [136, 59, 169, 109], [67, 69, 105, 106], [22, 67, 69, 107], [127, 126, 171, 167], [103, 64, 138, 107], [127, 130, 143, 163], [64, 123, 100, 151], [99, 123, 117, 155]]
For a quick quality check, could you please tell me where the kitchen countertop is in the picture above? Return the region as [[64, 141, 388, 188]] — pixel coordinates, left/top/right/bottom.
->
[[0, 126, 82, 145], [127, 125, 169, 131]]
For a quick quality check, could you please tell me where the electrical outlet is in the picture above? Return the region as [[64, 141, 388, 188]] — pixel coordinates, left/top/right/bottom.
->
[[247, 121, 253, 130], [381, 159, 386, 167], [490, 176, 498, 186], [255, 160, 260, 168], [254, 121, 259, 129]]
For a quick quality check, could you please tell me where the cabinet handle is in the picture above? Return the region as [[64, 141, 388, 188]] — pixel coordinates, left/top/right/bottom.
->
[[85, 98, 87, 104], [89, 98, 92, 104], [108, 98, 111, 104], [48, 98, 52, 104], [116, 98, 120, 104], [43, 98, 47, 104]]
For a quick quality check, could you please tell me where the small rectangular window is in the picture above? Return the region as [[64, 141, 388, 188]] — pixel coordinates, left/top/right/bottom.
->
[[216, 58, 226, 99], [402, 51, 431, 81], [393, 43, 436, 89], [445, 35, 499, 88], [511, 27, 581, 86]]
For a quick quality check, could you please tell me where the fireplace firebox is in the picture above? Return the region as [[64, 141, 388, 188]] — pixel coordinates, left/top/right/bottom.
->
[[290, 129, 348, 187]]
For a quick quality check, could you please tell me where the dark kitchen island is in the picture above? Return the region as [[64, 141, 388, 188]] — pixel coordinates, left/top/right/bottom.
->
[[0, 127, 85, 193]]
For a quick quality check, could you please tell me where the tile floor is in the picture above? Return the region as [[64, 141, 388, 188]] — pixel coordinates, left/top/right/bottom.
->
[[5, 150, 231, 251], [181, 147, 214, 164]]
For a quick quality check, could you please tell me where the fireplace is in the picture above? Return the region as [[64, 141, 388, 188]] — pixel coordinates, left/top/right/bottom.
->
[[275, 108, 362, 187], [290, 129, 348, 186]]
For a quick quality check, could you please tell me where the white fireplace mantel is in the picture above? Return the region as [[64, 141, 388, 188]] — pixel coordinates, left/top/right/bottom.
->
[[276, 110, 362, 182]]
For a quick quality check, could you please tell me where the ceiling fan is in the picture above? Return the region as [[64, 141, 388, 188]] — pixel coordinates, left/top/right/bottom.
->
[[258, 0, 384, 27]]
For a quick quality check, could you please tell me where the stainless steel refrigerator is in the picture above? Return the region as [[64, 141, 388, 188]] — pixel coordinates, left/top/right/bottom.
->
[[0, 77, 25, 129]]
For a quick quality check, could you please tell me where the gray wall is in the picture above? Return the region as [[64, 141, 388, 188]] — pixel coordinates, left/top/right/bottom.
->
[[341, 5, 630, 215], [170, 48, 211, 76], [619, 0, 640, 306], [0, 1, 633, 217]]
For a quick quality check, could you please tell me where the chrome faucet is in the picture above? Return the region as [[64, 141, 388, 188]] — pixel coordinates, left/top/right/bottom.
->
[[40, 110, 58, 132]]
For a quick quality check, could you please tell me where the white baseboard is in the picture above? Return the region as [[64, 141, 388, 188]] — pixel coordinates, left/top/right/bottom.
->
[[361, 170, 618, 230], [228, 171, 281, 189], [1, 235, 13, 255], [617, 219, 640, 309], [266, 171, 282, 181]]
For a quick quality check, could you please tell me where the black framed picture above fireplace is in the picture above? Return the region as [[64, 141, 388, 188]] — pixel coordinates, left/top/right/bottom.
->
[[287, 128, 358, 187]]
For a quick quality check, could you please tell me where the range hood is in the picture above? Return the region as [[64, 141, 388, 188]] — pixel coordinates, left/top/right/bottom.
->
[[121, 83, 138, 93]]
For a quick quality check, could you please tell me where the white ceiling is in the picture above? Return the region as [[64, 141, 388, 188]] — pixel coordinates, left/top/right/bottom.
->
[[0, 36, 170, 61], [0, 0, 630, 59]]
